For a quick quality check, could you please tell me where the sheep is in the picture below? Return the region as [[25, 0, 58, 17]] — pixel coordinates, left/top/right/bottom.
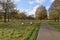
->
[[30, 21, 33, 25], [21, 22, 24, 25]]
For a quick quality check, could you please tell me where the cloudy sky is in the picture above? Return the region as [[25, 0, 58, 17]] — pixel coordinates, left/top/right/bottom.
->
[[14, 0, 55, 15]]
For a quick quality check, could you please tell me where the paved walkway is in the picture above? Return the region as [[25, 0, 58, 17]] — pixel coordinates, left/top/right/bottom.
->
[[37, 22, 60, 40]]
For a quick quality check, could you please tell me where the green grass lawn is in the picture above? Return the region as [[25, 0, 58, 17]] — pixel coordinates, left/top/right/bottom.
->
[[48, 21, 60, 31], [0, 20, 40, 40]]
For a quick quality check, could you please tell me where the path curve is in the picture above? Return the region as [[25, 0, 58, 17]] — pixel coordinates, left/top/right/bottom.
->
[[37, 22, 60, 40]]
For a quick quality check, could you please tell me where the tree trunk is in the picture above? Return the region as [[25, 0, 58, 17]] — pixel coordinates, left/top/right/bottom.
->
[[57, 13, 59, 22], [57, 17, 59, 22], [4, 12, 6, 22], [54, 18, 56, 22], [8, 14, 10, 22]]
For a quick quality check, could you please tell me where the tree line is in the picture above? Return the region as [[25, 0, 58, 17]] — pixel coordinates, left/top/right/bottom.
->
[[49, 0, 60, 22], [0, 0, 60, 22]]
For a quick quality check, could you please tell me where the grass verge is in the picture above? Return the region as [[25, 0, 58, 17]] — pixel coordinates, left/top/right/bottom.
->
[[0, 20, 40, 40], [22, 23, 40, 40], [48, 21, 60, 31]]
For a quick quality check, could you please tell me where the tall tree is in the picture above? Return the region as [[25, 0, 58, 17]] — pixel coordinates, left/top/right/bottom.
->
[[49, 0, 60, 22], [35, 5, 47, 20], [0, 0, 15, 22]]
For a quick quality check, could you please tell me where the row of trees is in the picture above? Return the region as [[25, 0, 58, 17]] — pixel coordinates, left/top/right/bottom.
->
[[35, 0, 60, 22], [0, 0, 36, 22], [0, 0, 15, 22], [0, 0, 60, 22], [49, 0, 60, 22], [15, 6, 47, 20], [14, 12, 35, 20]]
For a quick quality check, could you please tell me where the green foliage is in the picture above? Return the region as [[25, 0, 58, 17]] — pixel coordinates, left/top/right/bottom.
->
[[22, 23, 40, 40], [29, 23, 40, 40], [27, 15, 35, 20], [35, 6, 47, 20], [49, 0, 60, 20], [16, 12, 27, 20], [0, 20, 40, 40], [48, 21, 60, 31]]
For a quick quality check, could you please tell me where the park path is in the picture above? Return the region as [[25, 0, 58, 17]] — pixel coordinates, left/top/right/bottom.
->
[[37, 22, 60, 40]]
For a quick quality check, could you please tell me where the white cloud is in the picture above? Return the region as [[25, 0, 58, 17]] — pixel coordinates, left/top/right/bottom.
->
[[50, 0, 55, 2], [31, 0, 55, 4], [34, 0, 46, 4], [29, 1, 34, 5], [14, 0, 21, 2], [16, 8, 30, 14], [28, 5, 40, 15], [46, 6, 50, 10], [28, 0, 46, 4], [35, 0, 45, 3]]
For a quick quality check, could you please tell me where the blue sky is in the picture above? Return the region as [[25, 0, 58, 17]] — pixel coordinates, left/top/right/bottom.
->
[[14, 0, 55, 15]]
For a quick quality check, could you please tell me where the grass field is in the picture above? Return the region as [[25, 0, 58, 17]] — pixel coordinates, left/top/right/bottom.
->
[[0, 20, 40, 40], [48, 21, 60, 31]]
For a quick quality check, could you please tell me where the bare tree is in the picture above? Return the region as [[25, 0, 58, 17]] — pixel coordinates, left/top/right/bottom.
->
[[0, 0, 15, 22]]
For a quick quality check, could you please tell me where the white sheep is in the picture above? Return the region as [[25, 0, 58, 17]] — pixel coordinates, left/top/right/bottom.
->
[[21, 22, 24, 25], [30, 21, 33, 25]]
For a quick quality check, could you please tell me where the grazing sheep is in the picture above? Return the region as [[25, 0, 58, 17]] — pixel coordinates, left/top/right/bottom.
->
[[30, 21, 33, 25], [21, 22, 24, 25]]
